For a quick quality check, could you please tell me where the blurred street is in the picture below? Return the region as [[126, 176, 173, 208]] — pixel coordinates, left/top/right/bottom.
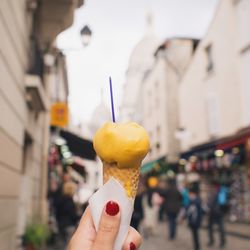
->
[[140, 223, 250, 250], [1, 0, 250, 250]]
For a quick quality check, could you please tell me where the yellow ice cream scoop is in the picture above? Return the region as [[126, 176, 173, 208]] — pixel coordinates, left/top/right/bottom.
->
[[93, 121, 150, 198], [93, 122, 150, 169]]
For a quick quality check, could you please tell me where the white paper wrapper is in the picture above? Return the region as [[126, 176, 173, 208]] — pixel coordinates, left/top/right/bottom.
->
[[89, 177, 134, 250]]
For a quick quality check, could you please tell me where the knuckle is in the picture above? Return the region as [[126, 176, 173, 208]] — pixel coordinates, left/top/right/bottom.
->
[[99, 221, 116, 234]]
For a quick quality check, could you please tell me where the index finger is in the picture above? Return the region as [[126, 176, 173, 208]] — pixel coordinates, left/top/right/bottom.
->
[[92, 201, 121, 250]]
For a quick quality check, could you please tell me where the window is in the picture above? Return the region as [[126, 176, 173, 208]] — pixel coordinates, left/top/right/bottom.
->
[[156, 126, 161, 152], [156, 142, 161, 151], [156, 126, 161, 140], [206, 93, 220, 137], [205, 44, 214, 73]]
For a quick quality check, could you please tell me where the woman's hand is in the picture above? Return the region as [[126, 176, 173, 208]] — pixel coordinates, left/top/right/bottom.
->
[[68, 201, 141, 250]]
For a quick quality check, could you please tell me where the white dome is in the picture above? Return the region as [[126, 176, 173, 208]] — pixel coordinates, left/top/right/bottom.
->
[[120, 13, 160, 122], [120, 33, 159, 121], [128, 34, 159, 74]]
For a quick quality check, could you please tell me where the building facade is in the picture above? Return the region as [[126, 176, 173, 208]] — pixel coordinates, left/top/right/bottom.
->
[[139, 38, 198, 165], [234, 0, 250, 126], [179, 0, 242, 151], [178, 0, 250, 222], [0, 0, 83, 249]]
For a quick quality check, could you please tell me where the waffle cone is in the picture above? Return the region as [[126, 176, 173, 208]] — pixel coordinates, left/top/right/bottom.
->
[[103, 162, 140, 199]]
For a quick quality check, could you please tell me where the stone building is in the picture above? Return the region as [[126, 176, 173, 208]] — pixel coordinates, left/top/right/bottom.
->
[[234, 0, 250, 126], [0, 0, 83, 249], [178, 0, 250, 222], [179, 0, 247, 151], [139, 38, 198, 165]]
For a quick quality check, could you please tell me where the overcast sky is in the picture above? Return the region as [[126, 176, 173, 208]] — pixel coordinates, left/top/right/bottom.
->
[[57, 0, 218, 125]]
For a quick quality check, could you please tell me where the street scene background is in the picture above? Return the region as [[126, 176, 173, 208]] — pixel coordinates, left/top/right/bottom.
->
[[0, 0, 250, 250]]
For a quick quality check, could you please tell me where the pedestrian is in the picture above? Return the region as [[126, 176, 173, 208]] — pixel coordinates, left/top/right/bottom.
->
[[161, 177, 182, 240], [47, 177, 62, 246], [131, 181, 144, 231], [177, 180, 190, 222], [142, 177, 160, 238], [158, 178, 167, 222], [186, 187, 203, 250], [56, 181, 79, 248], [206, 182, 226, 248]]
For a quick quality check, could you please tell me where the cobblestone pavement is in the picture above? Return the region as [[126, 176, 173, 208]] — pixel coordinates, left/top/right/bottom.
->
[[140, 223, 250, 250]]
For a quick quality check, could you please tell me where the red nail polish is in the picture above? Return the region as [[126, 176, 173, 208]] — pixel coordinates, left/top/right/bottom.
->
[[105, 201, 119, 216], [130, 242, 136, 250]]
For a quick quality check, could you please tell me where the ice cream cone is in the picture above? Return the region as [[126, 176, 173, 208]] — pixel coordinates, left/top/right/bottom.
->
[[103, 162, 140, 198], [93, 121, 150, 199]]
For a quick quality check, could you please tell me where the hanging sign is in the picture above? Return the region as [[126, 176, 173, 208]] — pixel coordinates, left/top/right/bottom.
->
[[50, 102, 69, 127]]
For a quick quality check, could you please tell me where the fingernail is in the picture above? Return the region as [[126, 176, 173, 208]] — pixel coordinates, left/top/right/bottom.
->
[[105, 201, 119, 216], [130, 242, 136, 250]]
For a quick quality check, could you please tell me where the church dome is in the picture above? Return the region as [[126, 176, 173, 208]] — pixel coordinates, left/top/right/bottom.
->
[[120, 12, 160, 122], [127, 13, 159, 74], [128, 34, 159, 73]]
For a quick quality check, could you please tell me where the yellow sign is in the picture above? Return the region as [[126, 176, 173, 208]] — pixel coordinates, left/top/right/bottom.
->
[[50, 102, 69, 127]]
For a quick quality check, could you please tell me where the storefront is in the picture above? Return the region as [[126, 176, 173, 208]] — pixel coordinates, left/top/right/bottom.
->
[[48, 127, 96, 185], [179, 128, 250, 222]]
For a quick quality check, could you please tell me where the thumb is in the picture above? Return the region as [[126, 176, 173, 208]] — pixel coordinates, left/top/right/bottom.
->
[[92, 201, 120, 250]]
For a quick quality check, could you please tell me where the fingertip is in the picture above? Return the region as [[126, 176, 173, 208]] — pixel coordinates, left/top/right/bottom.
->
[[129, 242, 136, 250], [105, 200, 120, 216], [122, 227, 142, 250]]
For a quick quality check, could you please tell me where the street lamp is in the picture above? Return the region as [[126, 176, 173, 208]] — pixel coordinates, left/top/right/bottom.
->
[[80, 25, 92, 46]]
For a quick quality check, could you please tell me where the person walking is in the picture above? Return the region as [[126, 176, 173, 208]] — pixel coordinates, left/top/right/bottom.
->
[[131, 182, 144, 231], [56, 181, 79, 248], [207, 182, 226, 248], [161, 178, 182, 240], [142, 177, 160, 238], [186, 187, 203, 250]]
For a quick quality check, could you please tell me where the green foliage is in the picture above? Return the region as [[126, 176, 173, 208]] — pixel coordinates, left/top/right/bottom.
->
[[22, 223, 50, 248]]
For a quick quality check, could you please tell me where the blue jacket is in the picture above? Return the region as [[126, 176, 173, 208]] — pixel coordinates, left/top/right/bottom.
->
[[187, 197, 203, 228]]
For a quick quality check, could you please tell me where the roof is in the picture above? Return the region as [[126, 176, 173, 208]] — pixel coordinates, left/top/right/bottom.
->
[[154, 37, 200, 56]]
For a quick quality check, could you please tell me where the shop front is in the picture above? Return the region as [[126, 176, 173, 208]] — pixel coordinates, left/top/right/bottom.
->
[[179, 128, 250, 223]]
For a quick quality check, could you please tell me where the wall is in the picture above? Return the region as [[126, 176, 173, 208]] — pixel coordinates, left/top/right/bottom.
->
[[235, 0, 250, 125], [0, 0, 40, 249], [179, 0, 242, 151], [0, 1, 82, 249], [141, 39, 195, 163], [1, 0, 26, 247], [141, 56, 168, 163]]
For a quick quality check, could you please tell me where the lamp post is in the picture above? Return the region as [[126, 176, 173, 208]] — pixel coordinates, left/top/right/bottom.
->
[[44, 24, 92, 67], [80, 25, 92, 46]]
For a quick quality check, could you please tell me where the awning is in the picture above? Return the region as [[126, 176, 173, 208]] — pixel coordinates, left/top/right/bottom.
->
[[216, 127, 250, 150], [180, 126, 250, 159], [141, 157, 165, 174], [180, 140, 216, 160], [59, 130, 96, 160], [71, 162, 87, 178]]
